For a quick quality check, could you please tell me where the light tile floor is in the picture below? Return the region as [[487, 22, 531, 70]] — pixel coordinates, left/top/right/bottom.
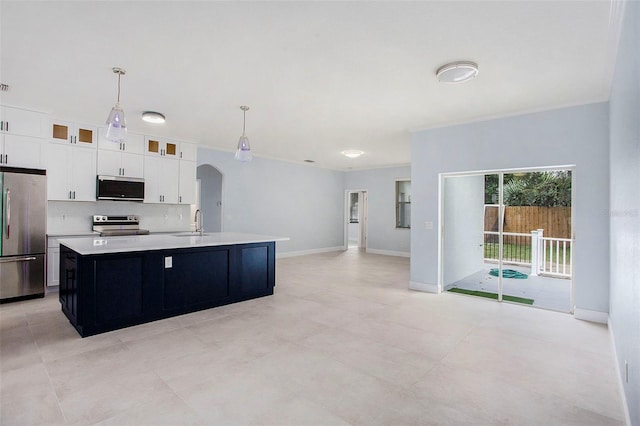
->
[[0, 250, 625, 425]]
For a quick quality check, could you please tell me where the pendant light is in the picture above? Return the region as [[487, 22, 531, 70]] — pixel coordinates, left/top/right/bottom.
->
[[235, 105, 252, 162], [105, 67, 127, 142]]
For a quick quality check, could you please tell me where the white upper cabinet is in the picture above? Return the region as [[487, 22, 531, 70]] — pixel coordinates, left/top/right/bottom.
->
[[50, 119, 97, 147], [179, 141, 197, 161], [178, 160, 197, 205], [0, 134, 45, 169], [46, 143, 96, 201], [0, 106, 46, 138], [97, 129, 144, 178], [144, 155, 179, 204], [145, 136, 179, 158], [98, 129, 144, 154]]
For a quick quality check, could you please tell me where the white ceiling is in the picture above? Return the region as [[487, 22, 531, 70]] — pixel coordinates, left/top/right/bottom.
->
[[0, 1, 619, 170]]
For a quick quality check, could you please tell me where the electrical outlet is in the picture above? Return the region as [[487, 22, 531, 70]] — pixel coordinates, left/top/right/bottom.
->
[[164, 256, 172, 269], [424, 221, 433, 230]]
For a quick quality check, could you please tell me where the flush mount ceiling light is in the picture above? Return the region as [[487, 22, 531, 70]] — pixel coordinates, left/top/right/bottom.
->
[[142, 111, 166, 124], [235, 105, 252, 162], [105, 67, 127, 142], [341, 150, 364, 158], [436, 61, 479, 83]]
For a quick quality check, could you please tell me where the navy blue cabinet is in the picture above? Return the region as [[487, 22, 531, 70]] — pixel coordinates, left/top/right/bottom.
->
[[59, 241, 275, 337]]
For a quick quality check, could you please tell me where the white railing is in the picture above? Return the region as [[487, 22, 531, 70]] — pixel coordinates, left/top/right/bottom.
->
[[483, 231, 532, 266], [484, 228, 573, 278]]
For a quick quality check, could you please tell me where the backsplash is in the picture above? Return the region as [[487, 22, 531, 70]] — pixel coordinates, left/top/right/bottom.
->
[[47, 201, 193, 235]]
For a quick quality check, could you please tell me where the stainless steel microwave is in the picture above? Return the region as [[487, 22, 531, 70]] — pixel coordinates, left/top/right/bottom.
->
[[96, 175, 145, 201]]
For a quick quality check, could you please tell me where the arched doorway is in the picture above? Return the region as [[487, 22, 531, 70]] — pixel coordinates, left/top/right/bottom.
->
[[196, 164, 223, 232]]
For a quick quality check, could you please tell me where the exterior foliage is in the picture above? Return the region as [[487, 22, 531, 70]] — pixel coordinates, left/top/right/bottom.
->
[[485, 171, 572, 207]]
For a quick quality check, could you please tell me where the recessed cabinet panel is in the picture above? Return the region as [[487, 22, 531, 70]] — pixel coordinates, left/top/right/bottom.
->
[[240, 246, 270, 297], [46, 143, 96, 201], [98, 129, 144, 153], [148, 139, 159, 154], [179, 142, 197, 161], [145, 136, 179, 157], [94, 256, 144, 325], [77, 128, 93, 144], [52, 124, 69, 141], [162, 249, 231, 312], [2, 134, 44, 168], [1, 106, 46, 137], [50, 120, 97, 146], [144, 155, 179, 203], [121, 152, 144, 178], [178, 160, 197, 205]]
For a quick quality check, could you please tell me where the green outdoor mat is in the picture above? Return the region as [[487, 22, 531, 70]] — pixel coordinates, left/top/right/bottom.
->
[[489, 268, 528, 279], [447, 288, 534, 305]]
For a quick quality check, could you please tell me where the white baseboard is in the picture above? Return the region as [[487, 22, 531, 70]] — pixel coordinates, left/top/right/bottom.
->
[[366, 249, 410, 258], [573, 307, 609, 324], [409, 280, 441, 293], [608, 317, 632, 426], [276, 246, 344, 259]]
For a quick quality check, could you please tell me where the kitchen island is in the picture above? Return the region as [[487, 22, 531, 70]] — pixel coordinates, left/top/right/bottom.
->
[[58, 233, 288, 337]]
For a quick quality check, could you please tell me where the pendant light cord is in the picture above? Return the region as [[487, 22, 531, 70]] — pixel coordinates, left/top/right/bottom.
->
[[242, 108, 246, 136], [117, 72, 121, 103]]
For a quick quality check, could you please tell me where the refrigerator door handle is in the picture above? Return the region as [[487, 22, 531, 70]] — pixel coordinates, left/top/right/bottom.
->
[[0, 256, 37, 263], [5, 189, 9, 239]]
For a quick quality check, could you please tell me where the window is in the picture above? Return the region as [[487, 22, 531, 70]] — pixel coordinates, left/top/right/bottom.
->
[[395, 180, 411, 228]]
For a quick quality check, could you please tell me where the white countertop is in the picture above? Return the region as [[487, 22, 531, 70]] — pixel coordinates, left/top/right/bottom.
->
[[57, 232, 289, 255]]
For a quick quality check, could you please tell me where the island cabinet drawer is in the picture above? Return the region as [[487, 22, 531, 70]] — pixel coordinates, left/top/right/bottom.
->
[[59, 241, 277, 337]]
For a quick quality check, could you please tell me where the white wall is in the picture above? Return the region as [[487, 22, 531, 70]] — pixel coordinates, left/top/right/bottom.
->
[[47, 201, 192, 235], [410, 102, 610, 315], [608, 1, 640, 424], [198, 147, 345, 255], [443, 175, 485, 287], [344, 166, 411, 256]]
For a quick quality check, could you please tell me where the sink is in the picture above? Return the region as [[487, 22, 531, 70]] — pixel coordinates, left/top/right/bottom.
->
[[172, 233, 212, 237]]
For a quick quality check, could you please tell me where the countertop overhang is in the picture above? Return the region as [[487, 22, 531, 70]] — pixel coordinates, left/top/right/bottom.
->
[[57, 232, 289, 255]]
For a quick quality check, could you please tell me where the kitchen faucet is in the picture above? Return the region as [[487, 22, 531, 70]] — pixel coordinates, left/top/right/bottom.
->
[[194, 209, 203, 236]]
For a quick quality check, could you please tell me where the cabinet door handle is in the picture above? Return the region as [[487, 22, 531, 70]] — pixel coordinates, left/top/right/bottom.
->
[[1, 120, 3, 131], [179, 196, 182, 203], [73, 191, 76, 200], [123, 143, 126, 151], [122, 168, 125, 176], [5, 121, 7, 132], [4, 154, 7, 164], [68, 191, 72, 199]]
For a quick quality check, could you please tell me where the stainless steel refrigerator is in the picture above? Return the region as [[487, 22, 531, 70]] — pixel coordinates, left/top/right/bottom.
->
[[0, 167, 46, 302]]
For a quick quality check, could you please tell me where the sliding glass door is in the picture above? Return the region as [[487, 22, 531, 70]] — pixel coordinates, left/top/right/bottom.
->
[[442, 169, 573, 312]]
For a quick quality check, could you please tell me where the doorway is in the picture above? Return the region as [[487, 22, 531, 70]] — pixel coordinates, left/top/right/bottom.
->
[[345, 190, 367, 250], [441, 167, 574, 312], [196, 164, 223, 232]]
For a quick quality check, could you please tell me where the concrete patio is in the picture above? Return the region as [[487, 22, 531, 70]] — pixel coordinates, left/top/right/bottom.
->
[[444, 263, 571, 312]]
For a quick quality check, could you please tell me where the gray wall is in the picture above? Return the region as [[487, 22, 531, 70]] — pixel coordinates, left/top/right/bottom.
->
[[609, 1, 639, 423], [197, 147, 345, 254], [345, 166, 411, 255], [196, 164, 223, 232], [410, 102, 610, 314], [443, 175, 485, 286]]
